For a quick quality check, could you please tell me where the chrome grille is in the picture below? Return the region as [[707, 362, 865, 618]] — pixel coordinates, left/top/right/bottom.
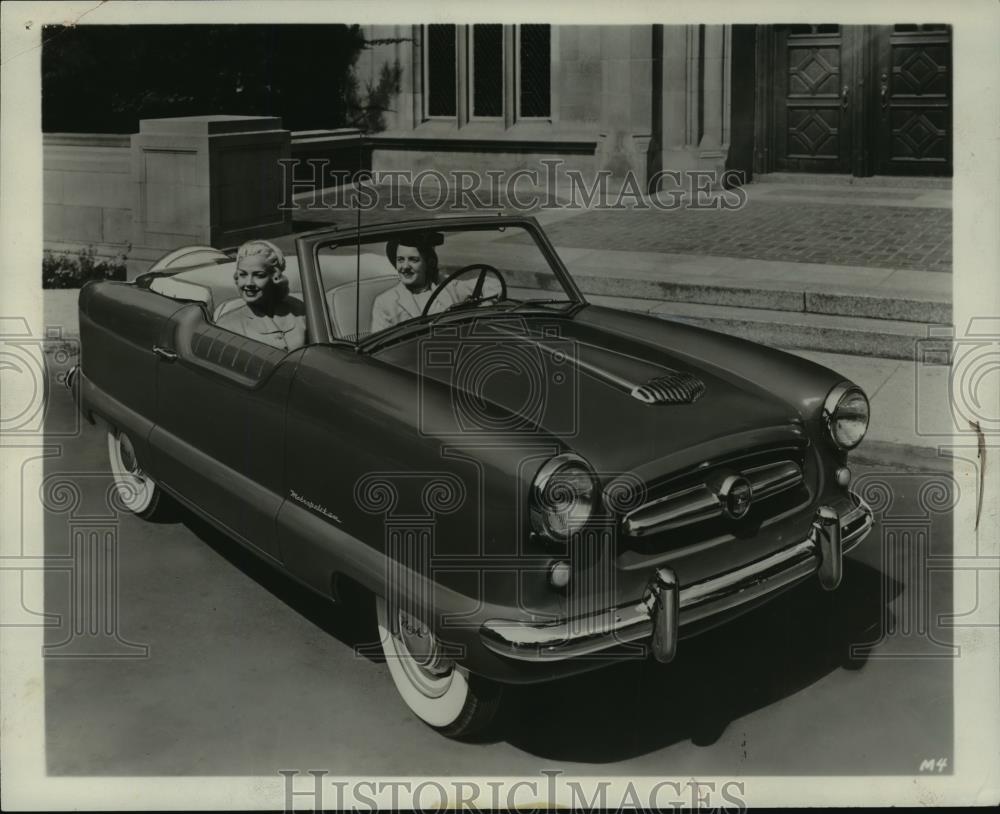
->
[[630, 372, 706, 405], [621, 458, 804, 538]]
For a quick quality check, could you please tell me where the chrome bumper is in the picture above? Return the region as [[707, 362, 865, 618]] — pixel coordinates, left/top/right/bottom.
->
[[480, 492, 873, 664]]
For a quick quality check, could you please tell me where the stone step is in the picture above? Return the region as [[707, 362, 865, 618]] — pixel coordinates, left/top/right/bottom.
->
[[754, 172, 952, 189], [599, 296, 942, 361], [504, 267, 950, 325], [510, 288, 945, 361]]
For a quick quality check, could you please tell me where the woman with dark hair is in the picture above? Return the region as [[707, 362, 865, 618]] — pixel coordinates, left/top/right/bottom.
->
[[371, 232, 495, 332]]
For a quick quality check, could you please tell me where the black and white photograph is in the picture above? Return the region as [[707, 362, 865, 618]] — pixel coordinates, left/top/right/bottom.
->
[[1, 0, 998, 809]]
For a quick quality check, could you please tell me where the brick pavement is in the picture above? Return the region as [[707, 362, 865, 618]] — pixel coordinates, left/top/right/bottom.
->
[[290, 185, 541, 229], [289, 186, 952, 274], [510, 202, 952, 274]]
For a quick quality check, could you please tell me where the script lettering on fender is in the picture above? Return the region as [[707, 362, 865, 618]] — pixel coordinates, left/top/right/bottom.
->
[[289, 490, 341, 524]]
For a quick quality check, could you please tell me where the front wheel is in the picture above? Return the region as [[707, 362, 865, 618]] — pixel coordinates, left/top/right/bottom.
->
[[375, 595, 502, 738], [106, 429, 169, 520]]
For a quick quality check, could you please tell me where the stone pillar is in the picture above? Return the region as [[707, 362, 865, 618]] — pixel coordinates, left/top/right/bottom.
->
[[129, 115, 291, 274], [357, 25, 415, 132], [700, 25, 725, 150], [596, 26, 656, 193], [662, 26, 689, 153], [657, 24, 732, 187]]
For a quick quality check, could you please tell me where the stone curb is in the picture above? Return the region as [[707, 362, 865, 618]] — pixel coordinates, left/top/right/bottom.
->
[[850, 440, 954, 474]]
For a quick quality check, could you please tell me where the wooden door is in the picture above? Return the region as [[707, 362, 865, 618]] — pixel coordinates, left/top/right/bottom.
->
[[770, 25, 859, 173], [755, 24, 953, 177], [874, 25, 952, 176]]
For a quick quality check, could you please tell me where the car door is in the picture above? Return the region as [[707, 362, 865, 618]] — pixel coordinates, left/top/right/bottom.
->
[[149, 303, 302, 560], [78, 282, 185, 476], [276, 342, 440, 595]]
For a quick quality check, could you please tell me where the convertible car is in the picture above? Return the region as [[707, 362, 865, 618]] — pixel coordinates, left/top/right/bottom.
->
[[69, 215, 873, 737]]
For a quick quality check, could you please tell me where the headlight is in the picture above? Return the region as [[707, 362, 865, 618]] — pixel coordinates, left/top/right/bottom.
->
[[823, 383, 870, 450], [529, 453, 598, 540]]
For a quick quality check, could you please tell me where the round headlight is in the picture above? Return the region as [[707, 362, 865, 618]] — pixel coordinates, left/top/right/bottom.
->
[[530, 454, 597, 541], [823, 383, 870, 450]]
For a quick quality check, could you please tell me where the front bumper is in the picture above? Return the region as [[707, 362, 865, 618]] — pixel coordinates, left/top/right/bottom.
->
[[480, 491, 873, 664]]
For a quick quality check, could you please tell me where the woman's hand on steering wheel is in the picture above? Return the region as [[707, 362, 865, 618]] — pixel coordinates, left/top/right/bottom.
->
[[420, 263, 509, 318]]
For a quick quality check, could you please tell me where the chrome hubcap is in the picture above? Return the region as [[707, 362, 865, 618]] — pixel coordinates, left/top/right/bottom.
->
[[118, 433, 140, 475], [396, 610, 453, 684]]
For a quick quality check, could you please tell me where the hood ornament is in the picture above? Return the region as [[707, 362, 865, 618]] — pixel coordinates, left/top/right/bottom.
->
[[630, 371, 706, 405]]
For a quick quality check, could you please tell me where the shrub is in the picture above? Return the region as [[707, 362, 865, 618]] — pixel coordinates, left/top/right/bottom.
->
[[43, 245, 129, 289]]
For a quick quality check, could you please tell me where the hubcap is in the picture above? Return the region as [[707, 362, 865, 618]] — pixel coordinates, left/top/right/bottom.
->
[[396, 610, 454, 685], [118, 433, 140, 474], [109, 430, 155, 513]]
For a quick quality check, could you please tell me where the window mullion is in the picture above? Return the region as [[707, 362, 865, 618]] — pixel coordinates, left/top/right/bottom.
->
[[505, 25, 516, 127], [458, 25, 470, 126]]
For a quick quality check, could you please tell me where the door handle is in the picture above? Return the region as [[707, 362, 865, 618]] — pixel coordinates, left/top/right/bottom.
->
[[152, 345, 178, 362], [841, 85, 849, 109], [880, 71, 889, 109]]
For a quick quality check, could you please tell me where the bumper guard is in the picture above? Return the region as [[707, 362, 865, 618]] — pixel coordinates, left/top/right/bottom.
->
[[480, 492, 873, 664]]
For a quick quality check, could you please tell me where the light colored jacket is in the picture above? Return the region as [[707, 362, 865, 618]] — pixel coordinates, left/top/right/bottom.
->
[[370, 278, 498, 333], [216, 299, 307, 352]]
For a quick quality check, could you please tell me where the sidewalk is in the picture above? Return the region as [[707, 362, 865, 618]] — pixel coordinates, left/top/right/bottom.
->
[[289, 176, 952, 273], [786, 349, 953, 473]]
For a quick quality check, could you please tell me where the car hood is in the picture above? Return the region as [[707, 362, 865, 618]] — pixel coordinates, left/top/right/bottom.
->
[[372, 309, 811, 478]]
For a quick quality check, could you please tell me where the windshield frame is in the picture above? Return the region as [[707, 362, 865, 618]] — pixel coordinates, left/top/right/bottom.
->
[[294, 215, 587, 347]]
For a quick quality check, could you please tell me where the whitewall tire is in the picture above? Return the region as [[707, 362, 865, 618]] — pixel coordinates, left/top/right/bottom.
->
[[375, 595, 502, 738], [106, 429, 167, 519]]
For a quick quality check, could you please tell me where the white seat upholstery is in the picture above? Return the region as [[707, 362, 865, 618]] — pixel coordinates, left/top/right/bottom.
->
[[149, 276, 214, 309], [168, 258, 304, 314], [326, 275, 399, 340], [149, 245, 231, 273], [155, 245, 401, 338]]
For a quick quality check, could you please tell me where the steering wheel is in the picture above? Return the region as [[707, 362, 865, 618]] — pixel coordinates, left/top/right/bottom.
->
[[420, 263, 508, 318]]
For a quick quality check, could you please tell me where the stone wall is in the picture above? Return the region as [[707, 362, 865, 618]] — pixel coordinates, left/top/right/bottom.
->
[[43, 134, 132, 259], [42, 118, 374, 275]]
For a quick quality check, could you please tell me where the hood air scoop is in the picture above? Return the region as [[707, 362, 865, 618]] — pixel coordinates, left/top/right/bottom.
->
[[630, 371, 706, 405], [485, 324, 707, 406]]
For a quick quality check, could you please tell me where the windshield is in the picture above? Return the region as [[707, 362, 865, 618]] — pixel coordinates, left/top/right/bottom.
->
[[316, 223, 580, 344]]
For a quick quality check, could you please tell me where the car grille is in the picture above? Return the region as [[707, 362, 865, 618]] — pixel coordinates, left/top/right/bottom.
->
[[619, 445, 810, 541]]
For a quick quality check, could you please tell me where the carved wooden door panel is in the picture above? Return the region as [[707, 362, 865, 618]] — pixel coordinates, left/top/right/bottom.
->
[[874, 25, 952, 176], [771, 25, 856, 173], [760, 24, 952, 177]]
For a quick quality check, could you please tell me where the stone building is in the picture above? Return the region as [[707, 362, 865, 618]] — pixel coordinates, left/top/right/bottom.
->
[[354, 23, 953, 187], [41, 23, 952, 274]]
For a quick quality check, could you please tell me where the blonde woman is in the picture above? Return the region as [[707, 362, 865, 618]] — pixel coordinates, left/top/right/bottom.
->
[[217, 239, 306, 352]]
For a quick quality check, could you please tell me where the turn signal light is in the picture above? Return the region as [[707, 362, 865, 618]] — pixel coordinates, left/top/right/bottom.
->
[[548, 561, 571, 589]]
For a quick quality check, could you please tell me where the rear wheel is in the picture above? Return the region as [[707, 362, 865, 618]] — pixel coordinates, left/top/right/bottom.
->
[[106, 429, 168, 520], [375, 595, 502, 738]]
